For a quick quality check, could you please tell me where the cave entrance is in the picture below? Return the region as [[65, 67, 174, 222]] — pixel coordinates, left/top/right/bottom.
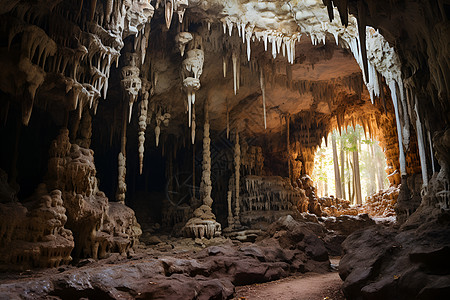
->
[[311, 125, 396, 217]]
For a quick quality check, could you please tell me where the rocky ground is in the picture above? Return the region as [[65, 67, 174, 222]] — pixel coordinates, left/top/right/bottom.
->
[[0, 215, 337, 299], [339, 211, 450, 299], [233, 258, 344, 300], [0, 212, 405, 299]]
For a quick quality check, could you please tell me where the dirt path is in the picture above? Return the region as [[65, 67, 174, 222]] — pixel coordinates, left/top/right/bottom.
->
[[233, 259, 344, 300]]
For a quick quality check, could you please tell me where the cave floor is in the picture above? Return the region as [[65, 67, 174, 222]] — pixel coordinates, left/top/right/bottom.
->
[[233, 258, 344, 300], [0, 233, 341, 299]]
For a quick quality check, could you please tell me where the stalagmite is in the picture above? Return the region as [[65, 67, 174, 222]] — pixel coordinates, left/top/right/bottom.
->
[[287, 115, 291, 183], [223, 56, 227, 77], [201, 102, 212, 206], [226, 98, 230, 139], [116, 105, 128, 204], [182, 101, 221, 239], [227, 190, 233, 226], [155, 108, 161, 147], [234, 131, 241, 226]]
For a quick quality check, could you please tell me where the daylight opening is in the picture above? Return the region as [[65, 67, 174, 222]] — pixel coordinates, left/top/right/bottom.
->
[[311, 125, 397, 218]]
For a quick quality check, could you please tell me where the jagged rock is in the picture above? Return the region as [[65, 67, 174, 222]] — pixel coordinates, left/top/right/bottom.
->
[[322, 214, 376, 236], [0, 184, 74, 270], [340, 196, 450, 299], [46, 129, 141, 260]]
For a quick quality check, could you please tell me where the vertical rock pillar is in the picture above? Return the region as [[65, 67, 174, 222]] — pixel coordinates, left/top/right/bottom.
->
[[116, 53, 142, 204], [182, 100, 221, 239], [234, 131, 241, 226], [200, 102, 213, 207]]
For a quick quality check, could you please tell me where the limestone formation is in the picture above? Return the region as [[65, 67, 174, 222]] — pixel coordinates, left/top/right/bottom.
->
[[0, 182, 74, 270], [182, 103, 221, 239], [0, 0, 449, 299], [47, 129, 141, 259]]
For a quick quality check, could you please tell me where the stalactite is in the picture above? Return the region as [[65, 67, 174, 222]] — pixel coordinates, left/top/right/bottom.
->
[[232, 51, 238, 95], [191, 104, 196, 144], [121, 53, 141, 124], [138, 84, 150, 175], [90, 0, 97, 21], [165, 0, 173, 30], [388, 80, 407, 176], [259, 66, 267, 129], [245, 24, 254, 61], [181, 35, 203, 131], [175, 0, 188, 24], [357, 1, 369, 82], [414, 99, 428, 187], [428, 130, 436, 174], [174, 32, 193, 56], [397, 82, 411, 151]]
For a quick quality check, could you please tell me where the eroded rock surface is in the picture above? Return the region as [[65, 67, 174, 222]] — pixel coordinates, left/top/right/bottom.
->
[[0, 215, 331, 299], [0, 178, 73, 270], [46, 129, 141, 260]]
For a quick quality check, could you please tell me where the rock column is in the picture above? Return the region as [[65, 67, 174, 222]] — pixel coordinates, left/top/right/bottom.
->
[[234, 131, 241, 226], [182, 101, 221, 239]]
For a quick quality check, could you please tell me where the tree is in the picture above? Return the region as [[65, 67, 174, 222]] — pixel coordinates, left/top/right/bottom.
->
[[340, 136, 346, 200], [345, 126, 362, 205], [332, 132, 342, 198], [375, 143, 386, 190]]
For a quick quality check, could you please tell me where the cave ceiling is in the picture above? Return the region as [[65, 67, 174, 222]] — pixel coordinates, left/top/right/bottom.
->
[[0, 0, 381, 146]]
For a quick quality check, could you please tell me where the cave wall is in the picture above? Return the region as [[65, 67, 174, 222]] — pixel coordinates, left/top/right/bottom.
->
[[0, 0, 448, 268]]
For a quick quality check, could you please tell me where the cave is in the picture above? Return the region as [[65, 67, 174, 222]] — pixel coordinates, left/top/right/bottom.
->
[[0, 0, 449, 299]]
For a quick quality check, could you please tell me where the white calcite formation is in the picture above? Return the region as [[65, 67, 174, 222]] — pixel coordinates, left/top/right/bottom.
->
[[0, 0, 153, 126], [240, 175, 302, 224], [121, 53, 142, 123], [183, 104, 221, 239], [138, 79, 150, 174], [180, 34, 204, 138], [175, 32, 193, 56]]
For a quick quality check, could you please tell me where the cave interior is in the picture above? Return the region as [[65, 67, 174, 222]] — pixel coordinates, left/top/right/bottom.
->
[[0, 0, 449, 299]]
